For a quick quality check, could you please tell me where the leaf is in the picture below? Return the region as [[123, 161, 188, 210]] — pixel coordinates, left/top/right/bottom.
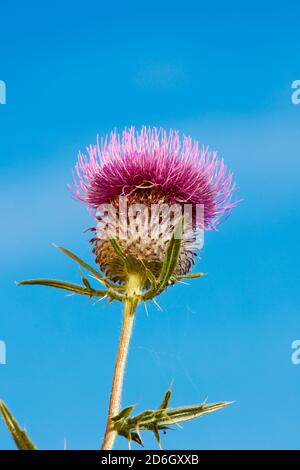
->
[[108, 238, 137, 273], [118, 429, 144, 447], [0, 400, 37, 450], [53, 244, 106, 282], [139, 260, 157, 288], [17, 276, 125, 302], [16, 278, 107, 298], [158, 217, 183, 287], [131, 430, 144, 447], [114, 397, 232, 447], [109, 238, 128, 264], [80, 270, 92, 289]]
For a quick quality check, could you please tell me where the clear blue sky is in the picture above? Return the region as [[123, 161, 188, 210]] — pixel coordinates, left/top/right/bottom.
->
[[0, 0, 300, 450]]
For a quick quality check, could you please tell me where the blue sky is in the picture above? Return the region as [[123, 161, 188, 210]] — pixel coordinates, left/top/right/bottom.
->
[[0, 0, 300, 450]]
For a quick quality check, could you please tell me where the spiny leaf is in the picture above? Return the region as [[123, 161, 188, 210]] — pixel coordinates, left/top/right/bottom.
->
[[115, 399, 232, 446], [0, 400, 37, 450], [16, 277, 125, 302], [16, 279, 106, 297]]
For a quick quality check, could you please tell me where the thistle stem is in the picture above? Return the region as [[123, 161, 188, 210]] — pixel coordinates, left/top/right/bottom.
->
[[101, 273, 142, 450]]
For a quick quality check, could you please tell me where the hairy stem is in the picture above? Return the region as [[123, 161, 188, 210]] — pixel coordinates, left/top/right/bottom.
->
[[101, 273, 143, 450]]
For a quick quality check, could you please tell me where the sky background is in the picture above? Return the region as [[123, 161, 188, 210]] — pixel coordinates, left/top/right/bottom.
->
[[0, 0, 300, 450]]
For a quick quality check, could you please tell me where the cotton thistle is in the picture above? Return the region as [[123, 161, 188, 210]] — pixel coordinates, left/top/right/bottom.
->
[[10, 126, 238, 451]]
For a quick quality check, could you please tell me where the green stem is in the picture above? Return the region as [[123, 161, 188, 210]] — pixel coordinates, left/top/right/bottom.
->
[[101, 273, 143, 450]]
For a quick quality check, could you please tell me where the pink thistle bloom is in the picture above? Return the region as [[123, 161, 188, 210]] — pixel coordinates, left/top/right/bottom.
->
[[70, 126, 238, 282], [71, 126, 237, 231]]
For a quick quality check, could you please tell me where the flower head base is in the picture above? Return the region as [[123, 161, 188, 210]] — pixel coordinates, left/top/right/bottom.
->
[[70, 127, 237, 283]]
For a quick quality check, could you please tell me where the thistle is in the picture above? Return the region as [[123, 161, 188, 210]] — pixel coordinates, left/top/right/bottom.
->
[[2, 126, 238, 450]]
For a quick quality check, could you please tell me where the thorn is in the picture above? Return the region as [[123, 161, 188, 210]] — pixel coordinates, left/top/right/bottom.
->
[[86, 273, 106, 288], [175, 422, 183, 429], [88, 274, 101, 281], [94, 295, 108, 304], [144, 302, 149, 317], [136, 428, 144, 447], [88, 274, 107, 287], [152, 298, 163, 312]]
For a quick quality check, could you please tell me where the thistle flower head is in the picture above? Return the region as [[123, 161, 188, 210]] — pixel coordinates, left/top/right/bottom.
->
[[70, 126, 237, 283], [72, 126, 236, 228]]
